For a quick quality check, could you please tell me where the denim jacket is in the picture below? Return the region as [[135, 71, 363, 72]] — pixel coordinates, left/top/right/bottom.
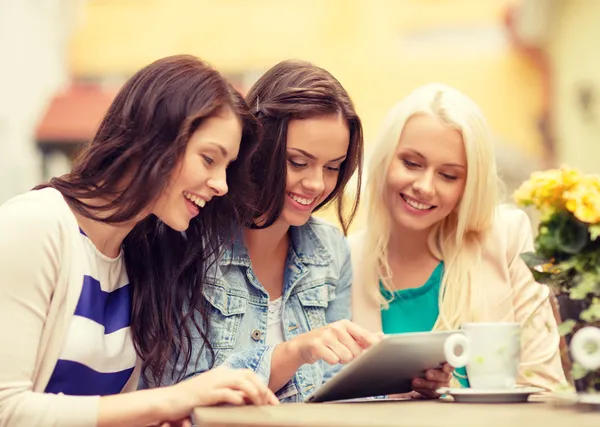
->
[[156, 217, 352, 403]]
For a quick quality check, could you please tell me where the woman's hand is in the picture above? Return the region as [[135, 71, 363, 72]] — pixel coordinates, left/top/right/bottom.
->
[[157, 419, 193, 427], [410, 363, 454, 399], [287, 319, 381, 366], [157, 366, 278, 424]]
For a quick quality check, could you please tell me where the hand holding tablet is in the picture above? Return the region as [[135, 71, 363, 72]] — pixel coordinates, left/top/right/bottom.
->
[[306, 330, 470, 403]]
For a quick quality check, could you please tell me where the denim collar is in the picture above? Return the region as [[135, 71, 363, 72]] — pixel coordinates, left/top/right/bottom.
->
[[219, 220, 333, 267]]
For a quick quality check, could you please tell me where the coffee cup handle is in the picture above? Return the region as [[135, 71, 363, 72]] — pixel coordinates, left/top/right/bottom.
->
[[444, 333, 470, 368], [571, 326, 600, 371]]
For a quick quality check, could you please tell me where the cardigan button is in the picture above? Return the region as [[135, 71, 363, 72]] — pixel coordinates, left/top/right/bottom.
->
[[251, 329, 262, 341]]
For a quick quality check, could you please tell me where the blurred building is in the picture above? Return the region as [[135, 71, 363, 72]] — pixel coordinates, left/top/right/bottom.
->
[[3, 0, 598, 232], [0, 0, 81, 202], [67, 0, 545, 157], [509, 0, 600, 175]]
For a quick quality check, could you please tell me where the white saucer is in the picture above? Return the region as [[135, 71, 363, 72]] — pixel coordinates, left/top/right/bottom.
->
[[578, 393, 600, 411], [550, 391, 579, 407], [436, 386, 545, 403]]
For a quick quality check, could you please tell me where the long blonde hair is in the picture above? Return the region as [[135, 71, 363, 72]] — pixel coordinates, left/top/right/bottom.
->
[[362, 83, 502, 330]]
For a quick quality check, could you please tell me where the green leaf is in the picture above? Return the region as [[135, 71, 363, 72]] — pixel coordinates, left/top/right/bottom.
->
[[557, 258, 578, 271], [556, 214, 589, 254], [569, 272, 598, 299], [530, 270, 557, 285], [557, 319, 577, 336], [590, 224, 600, 241], [571, 362, 589, 380], [535, 232, 560, 257], [520, 252, 551, 269], [528, 266, 572, 290], [580, 302, 600, 322]]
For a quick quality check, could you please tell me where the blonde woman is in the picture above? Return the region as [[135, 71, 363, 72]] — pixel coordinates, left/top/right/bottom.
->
[[350, 83, 567, 392]]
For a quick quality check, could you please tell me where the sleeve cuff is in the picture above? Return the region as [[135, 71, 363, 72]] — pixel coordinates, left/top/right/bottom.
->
[[223, 345, 274, 385]]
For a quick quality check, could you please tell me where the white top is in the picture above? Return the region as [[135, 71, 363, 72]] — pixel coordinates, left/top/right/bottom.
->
[[266, 297, 285, 346], [266, 297, 299, 400], [44, 228, 136, 396], [0, 188, 140, 427]]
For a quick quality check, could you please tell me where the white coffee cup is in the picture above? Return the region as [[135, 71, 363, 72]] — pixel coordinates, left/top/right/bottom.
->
[[445, 322, 521, 389], [571, 326, 600, 371], [443, 333, 470, 369]]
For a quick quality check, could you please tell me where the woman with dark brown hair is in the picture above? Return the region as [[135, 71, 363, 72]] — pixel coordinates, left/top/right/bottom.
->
[[0, 55, 277, 427], [154, 59, 380, 403]]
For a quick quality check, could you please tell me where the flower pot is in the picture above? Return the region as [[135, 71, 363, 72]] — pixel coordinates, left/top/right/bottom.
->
[[556, 293, 600, 393], [556, 293, 592, 323]]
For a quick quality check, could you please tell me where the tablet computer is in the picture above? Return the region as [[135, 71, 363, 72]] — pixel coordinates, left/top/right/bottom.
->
[[305, 330, 468, 403]]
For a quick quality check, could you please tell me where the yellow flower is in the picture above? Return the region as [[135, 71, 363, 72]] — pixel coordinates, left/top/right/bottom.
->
[[564, 175, 600, 223], [513, 180, 536, 205], [514, 166, 582, 215]]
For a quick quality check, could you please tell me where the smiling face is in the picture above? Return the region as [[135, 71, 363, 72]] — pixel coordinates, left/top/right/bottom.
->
[[384, 113, 467, 234], [152, 107, 243, 231], [280, 113, 350, 227]]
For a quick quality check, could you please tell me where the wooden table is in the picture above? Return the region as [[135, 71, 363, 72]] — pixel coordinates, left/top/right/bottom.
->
[[192, 397, 598, 427]]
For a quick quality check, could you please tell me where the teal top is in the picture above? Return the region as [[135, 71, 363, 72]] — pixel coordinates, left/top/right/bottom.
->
[[380, 262, 469, 387]]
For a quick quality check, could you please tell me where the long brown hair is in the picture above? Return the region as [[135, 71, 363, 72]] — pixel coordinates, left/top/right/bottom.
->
[[35, 55, 259, 384], [245, 60, 363, 234]]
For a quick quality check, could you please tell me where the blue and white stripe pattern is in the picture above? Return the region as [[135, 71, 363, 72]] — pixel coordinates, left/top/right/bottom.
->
[[45, 228, 136, 396]]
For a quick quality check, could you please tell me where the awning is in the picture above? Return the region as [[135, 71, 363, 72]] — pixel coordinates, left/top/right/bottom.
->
[[35, 77, 252, 145], [35, 83, 118, 145]]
